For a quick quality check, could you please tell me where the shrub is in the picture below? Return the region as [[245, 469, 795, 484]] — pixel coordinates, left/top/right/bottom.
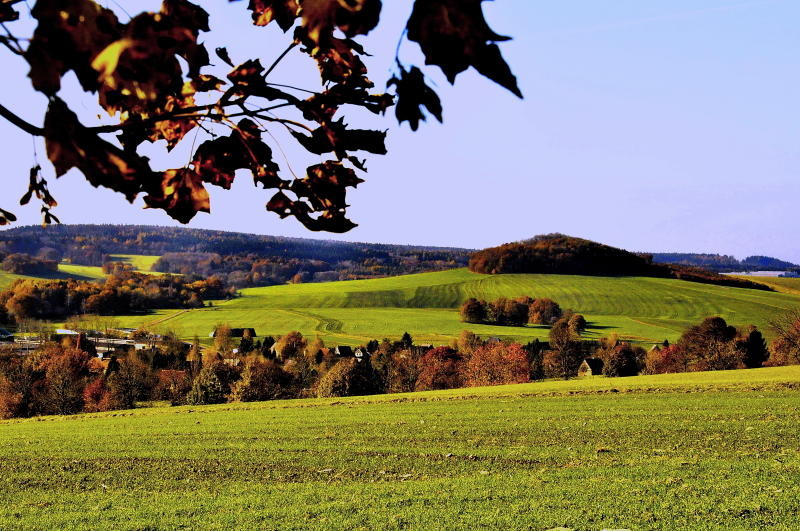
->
[[230, 360, 291, 402], [187, 365, 227, 405], [464, 342, 529, 387], [644, 345, 687, 374], [317, 358, 381, 398], [386, 349, 420, 393], [415, 347, 463, 391], [153, 370, 192, 405], [603, 344, 642, 377], [529, 298, 562, 325]]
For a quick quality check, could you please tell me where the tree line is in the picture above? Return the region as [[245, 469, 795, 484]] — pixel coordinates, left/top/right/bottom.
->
[[0, 272, 233, 322], [2, 309, 797, 419]]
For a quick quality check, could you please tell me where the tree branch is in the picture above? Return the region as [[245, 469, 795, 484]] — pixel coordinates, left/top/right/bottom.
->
[[0, 103, 44, 136]]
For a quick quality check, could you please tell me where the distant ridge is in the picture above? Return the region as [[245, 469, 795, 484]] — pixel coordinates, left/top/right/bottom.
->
[[649, 253, 798, 273]]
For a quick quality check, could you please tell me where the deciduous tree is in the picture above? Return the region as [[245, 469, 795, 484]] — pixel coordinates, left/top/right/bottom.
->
[[0, 0, 519, 229]]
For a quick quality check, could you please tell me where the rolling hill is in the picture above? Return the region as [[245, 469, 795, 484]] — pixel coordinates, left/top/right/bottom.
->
[[116, 268, 800, 346]]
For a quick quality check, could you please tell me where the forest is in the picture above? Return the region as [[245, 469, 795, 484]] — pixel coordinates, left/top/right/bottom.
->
[[0, 225, 470, 287], [0, 271, 232, 321]]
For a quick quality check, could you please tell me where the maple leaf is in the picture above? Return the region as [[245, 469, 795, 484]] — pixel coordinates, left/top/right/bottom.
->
[[291, 119, 386, 158], [192, 118, 283, 190], [406, 0, 521, 97], [266, 165, 359, 233], [43, 98, 153, 203], [144, 168, 210, 224], [25, 0, 122, 94], [246, 0, 299, 31], [388, 66, 442, 131], [298, 0, 382, 46], [92, 1, 210, 115]]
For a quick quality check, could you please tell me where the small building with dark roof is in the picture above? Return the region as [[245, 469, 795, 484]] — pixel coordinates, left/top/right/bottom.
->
[[578, 357, 604, 377]]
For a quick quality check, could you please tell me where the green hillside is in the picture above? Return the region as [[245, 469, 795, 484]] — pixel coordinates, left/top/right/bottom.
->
[[1, 366, 798, 529], [0, 254, 160, 290], [122, 268, 800, 345]]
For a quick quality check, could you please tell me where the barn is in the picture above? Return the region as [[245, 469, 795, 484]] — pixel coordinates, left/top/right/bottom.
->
[[578, 357, 604, 377]]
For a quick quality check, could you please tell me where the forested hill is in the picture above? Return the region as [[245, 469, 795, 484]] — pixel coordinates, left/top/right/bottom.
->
[[649, 253, 799, 273], [469, 234, 773, 291], [0, 225, 471, 287]]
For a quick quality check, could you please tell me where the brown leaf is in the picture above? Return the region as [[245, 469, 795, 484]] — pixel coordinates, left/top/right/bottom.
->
[[228, 59, 300, 102], [144, 168, 210, 224], [247, 0, 299, 31], [299, 0, 382, 46], [291, 119, 386, 158], [388, 66, 442, 130], [25, 0, 121, 94], [0, 207, 16, 226], [406, 0, 521, 97], [192, 118, 283, 190], [93, 2, 210, 116], [44, 98, 153, 203]]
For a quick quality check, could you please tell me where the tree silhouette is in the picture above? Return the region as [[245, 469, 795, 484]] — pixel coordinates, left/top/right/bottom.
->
[[0, 0, 520, 230]]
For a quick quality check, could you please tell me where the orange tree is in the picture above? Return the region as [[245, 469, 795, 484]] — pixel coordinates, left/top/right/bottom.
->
[[0, 0, 520, 230]]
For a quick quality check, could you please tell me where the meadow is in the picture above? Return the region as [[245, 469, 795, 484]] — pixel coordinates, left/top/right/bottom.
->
[[0, 366, 797, 529], [123, 269, 800, 346], [0, 254, 155, 290]]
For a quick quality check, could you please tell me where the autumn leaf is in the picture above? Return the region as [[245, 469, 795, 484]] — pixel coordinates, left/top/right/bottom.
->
[[192, 118, 283, 190], [246, 0, 299, 31], [298, 0, 382, 46], [0, 207, 16, 226], [44, 98, 153, 203], [406, 0, 521, 98], [267, 163, 359, 233], [144, 168, 210, 224], [291, 119, 386, 158], [388, 66, 442, 131], [25, 0, 121, 94]]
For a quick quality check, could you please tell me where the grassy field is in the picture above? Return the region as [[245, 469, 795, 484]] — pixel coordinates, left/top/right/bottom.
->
[[121, 269, 800, 346], [0, 366, 797, 529], [0, 255, 160, 290], [735, 275, 800, 296]]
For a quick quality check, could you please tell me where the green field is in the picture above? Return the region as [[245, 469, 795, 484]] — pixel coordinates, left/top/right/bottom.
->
[[121, 269, 800, 346], [0, 366, 798, 529], [0, 254, 160, 290]]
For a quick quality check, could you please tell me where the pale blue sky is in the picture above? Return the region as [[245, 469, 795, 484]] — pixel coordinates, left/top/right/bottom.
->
[[1, 1, 798, 260]]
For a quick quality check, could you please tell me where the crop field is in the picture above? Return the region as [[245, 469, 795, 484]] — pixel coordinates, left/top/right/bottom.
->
[[120, 269, 800, 346], [0, 366, 797, 529]]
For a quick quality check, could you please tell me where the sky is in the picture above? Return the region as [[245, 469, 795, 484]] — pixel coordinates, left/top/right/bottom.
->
[[0, 0, 798, 261]]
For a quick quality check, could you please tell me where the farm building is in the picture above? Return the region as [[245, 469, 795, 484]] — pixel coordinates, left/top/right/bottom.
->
[[578, 357, 604, 377], [333, 346, 353, 357]]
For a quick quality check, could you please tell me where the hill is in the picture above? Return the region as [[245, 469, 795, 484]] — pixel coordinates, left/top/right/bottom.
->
[[650, 252, 798, 273], [468, 234, 770, 291], [114, 268, 800, 346], [1, 366, 798, 528]]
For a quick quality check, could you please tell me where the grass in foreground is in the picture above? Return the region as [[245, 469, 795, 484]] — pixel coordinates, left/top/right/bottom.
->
[[0, 366, 798, 529]]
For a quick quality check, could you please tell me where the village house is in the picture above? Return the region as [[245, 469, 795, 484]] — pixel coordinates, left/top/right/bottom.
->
[[578, 357, 604, 377]]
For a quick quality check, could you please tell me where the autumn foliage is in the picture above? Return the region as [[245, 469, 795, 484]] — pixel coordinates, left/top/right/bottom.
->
[[0, 0, 520, 230]]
